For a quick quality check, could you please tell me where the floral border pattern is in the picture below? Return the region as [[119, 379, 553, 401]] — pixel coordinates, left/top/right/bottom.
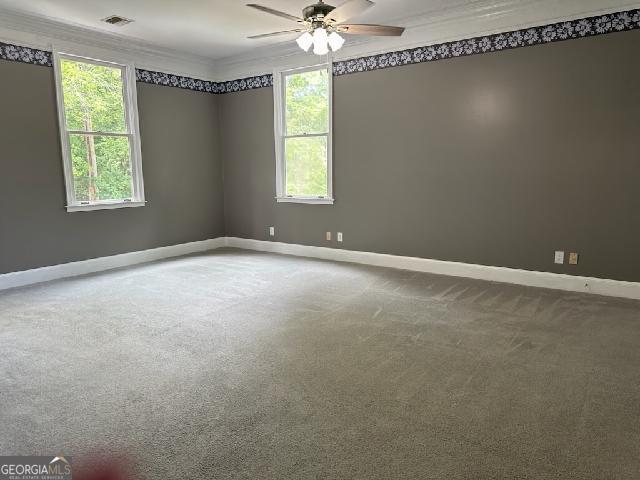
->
[[0, 42, 52, 66], [218, 74, 274, 93], [135, 69, 272, 93], [136, 68, 221, 93], [1, 9, 638, 92], [333, 9, 640, 76]]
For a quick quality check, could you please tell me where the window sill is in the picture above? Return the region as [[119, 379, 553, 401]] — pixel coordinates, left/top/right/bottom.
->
[[66, 200, 146, 212], [276, 197, 334, 205]]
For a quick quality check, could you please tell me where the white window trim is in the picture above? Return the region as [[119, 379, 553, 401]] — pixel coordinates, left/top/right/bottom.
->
[[273, 63, 334, 205], [53, 49, 146, 213]]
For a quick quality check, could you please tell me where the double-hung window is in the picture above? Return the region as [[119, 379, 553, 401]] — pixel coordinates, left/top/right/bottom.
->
[[53, 51, 145, 212], [274, 64, 333, 204]]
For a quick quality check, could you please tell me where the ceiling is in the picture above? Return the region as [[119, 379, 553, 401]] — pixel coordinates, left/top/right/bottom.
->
[[0, 0, 479, 60], [1, 0, 638, 80]]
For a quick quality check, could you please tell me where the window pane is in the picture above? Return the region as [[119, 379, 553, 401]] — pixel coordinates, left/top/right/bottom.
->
[[285, 69, 328, 135], [69, 134, 133, 202], [285, 136, 328, 197], [61, 58, 127, 133]]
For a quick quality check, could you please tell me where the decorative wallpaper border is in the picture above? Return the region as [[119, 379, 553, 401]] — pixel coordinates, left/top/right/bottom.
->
[[136, 68, 221, 93], [333, 9, 640, 76], [1, 8, 638, 93], [135, 68, 272, 93], [219, 74, 274, 93], [0, 42, 52, 67]]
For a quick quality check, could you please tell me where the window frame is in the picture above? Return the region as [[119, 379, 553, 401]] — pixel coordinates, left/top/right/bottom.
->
[[273, 63, 334, 205], [53, 49, 145, 212]]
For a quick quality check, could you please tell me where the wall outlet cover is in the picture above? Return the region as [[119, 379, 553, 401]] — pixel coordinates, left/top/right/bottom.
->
[[337, 232, 343, 242], [269, 226, 275, 236], [326, 232, 332, 241], [554, 251, 565, 265], [569, 252, 579, 265]]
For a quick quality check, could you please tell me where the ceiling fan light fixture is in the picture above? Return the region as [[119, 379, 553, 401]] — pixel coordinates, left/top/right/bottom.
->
[[247, 1, 405, 54], [327, 31, 345, 52], [296, 31, 314, 51], [312, 27, 329, 55]]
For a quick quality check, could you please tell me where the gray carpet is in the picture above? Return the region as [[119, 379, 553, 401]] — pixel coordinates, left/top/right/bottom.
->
[[1, 248, 639, 479]]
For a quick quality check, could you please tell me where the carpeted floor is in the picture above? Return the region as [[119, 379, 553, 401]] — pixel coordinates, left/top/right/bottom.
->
[[1, 248, 639, 479]]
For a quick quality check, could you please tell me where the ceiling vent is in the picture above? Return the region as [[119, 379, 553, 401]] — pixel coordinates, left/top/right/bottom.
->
[[102, 15, 133, 27]]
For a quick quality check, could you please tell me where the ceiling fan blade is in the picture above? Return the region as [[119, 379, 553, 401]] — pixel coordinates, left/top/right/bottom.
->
[[337, 24, 405, 36], [326, 0, 374, 23], [246, 4, 303, 23], [248, 29, 305, 39]]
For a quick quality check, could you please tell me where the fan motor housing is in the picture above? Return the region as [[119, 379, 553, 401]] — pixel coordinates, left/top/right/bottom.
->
[[303, 2, 335, 21]]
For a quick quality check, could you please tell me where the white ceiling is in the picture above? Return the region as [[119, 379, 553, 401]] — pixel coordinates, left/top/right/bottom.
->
[[0, 0, 486, 60], [0, 0, 638, 80]]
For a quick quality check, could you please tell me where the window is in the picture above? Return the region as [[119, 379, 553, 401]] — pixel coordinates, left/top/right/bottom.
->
[[274, 64, 333, 204], [53, 51, 145, 212]]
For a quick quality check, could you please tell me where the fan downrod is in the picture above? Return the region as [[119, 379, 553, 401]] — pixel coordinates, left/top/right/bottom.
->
[[302, 1, 336, 22]]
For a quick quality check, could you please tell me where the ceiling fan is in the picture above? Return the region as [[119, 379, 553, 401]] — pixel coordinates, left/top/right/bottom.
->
[[246, 0, 405, 55]]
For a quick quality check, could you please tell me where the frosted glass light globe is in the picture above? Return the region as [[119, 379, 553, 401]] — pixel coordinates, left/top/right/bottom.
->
[[328, 32, 345, 52], [296, 32, 313, 52], [312, 27, 329, 55]]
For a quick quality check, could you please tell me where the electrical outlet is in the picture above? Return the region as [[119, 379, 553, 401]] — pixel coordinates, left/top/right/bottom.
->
[[337, 232, 343, 242], [326, 232, 331, 241], [554, 251, 565, 265], [569, 252, 579, 265], [269, 226, 275, 236]]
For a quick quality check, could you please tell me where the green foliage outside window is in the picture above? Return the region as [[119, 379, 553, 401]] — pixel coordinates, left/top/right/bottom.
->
[[61, 59, 133, 202], [284, 69, 329, 197]]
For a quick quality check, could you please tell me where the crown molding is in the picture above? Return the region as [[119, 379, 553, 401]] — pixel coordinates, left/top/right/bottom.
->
[[214, 0, 640, 81], [0, 7, 218, 81], [1, 0, 639, 83]]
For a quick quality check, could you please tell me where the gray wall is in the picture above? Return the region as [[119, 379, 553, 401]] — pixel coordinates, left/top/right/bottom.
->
[[2, 30, 639, 282], [0, 60, 224, 274], [221, 30, 640, 282]]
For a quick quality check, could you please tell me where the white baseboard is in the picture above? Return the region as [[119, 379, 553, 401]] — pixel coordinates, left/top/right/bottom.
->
[[225, 237, 640, 301], [2, 236, 639, 301], [0, 238, 226, 291]]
